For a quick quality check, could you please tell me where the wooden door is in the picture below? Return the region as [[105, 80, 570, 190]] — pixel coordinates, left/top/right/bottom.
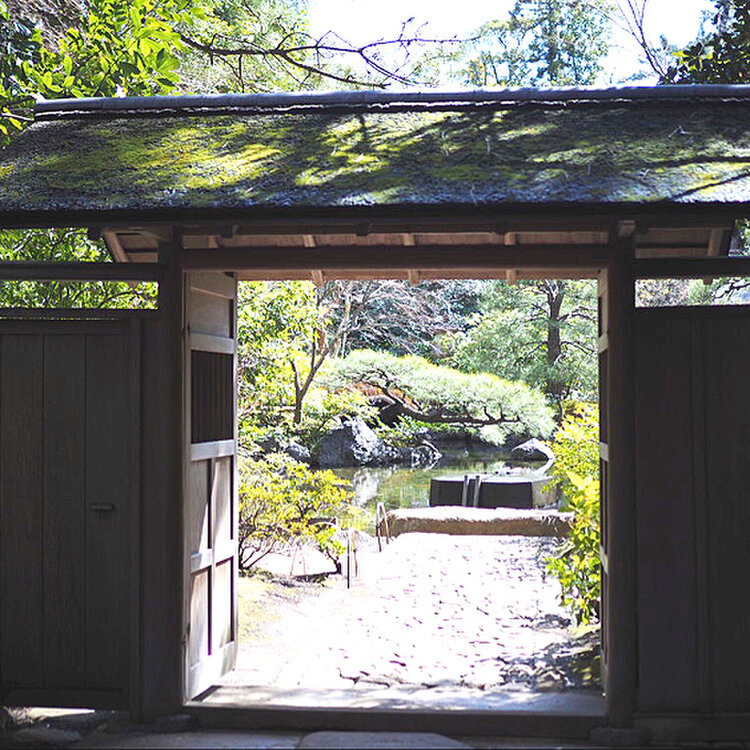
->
[[183, 272, 239, 699], [0, 320, 138, 709], [636, 305, 750, 714]]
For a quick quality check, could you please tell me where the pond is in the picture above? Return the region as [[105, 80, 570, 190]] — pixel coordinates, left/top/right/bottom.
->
[[332, 457, 545, 514]]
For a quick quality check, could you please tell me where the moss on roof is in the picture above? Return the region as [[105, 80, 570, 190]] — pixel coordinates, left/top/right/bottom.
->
[[2, 101, 750, 215]]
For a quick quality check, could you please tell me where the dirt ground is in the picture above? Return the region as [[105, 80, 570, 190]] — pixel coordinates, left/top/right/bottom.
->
[[223, 533, 601, 699]]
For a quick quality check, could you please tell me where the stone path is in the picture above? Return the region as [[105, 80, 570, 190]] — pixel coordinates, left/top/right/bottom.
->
[[213, 533, 600, 707]]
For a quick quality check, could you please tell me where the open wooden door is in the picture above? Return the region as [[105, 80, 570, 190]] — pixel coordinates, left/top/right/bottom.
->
[[183, 272, 239, 700]]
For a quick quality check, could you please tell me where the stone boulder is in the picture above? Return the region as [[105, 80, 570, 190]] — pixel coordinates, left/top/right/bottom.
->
[[315, 417, 399, 467], [510, 438, 554, 463], [285, 439, 312, 465]]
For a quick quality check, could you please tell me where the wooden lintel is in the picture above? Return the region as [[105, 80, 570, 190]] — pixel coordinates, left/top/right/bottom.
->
[[407, 269, 420, 285], [0, 261, 162, 282], [236, 267, 598, 281], [179, 244, 613, 271], [311, 270, 325, 287], [635, 256, 750, 279]]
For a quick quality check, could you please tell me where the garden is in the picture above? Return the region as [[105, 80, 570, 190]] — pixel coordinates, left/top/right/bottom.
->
[[215, 276, 606, 705]]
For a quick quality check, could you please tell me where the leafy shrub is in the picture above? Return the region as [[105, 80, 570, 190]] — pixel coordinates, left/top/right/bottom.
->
[[549, 402, 599, 508], [546, 402, 601, 624], [238, 453, 353, 572], [547, 473, 600, 625]]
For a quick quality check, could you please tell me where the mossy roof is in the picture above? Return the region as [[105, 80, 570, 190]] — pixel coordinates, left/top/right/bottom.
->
[[3, 89, 750, 219]]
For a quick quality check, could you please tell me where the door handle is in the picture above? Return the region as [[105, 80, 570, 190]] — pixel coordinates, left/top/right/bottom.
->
[[89, 503, 116, 512]]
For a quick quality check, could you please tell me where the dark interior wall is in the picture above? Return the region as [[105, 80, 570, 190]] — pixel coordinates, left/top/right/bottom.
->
[[635, 306, 750, 714], [0, 322, 134, 708]]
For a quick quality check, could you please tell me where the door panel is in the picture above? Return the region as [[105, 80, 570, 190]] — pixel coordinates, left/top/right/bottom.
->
[[0, 335, 44, 687], [184, 272, 238, 700], [0, 322, 137, 707], [42, 335, 85, 688], [635, 306, 750, 714]]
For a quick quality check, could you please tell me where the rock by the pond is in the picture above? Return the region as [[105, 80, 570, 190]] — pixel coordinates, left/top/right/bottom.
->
[[285, 439, 312, 464], [316, 417, 399, 467], [405, 440, 442, 468], [385, 506, 572, 538], [510, 438, 554, 463]]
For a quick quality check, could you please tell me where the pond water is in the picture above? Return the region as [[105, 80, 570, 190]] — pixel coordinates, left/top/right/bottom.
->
[[332, 457, 545, 514]]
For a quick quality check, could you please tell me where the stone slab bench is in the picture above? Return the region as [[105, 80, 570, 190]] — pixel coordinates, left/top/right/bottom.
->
[[384, 507, 573, 539]]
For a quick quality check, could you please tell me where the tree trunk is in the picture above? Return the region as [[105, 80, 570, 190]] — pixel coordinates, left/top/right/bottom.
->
[[546, 283, 565, 403]]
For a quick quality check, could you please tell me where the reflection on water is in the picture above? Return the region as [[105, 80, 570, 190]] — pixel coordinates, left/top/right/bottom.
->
[[332, 458, 542, 512]]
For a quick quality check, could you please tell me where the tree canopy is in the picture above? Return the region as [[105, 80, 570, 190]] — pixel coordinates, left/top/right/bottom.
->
[[330, 348, 555, 440], [449, 280, 598, 406]]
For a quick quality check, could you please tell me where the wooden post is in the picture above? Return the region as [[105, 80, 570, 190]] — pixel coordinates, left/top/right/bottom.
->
[[137, 239, 184, 719], [605, 236, 638, 727]]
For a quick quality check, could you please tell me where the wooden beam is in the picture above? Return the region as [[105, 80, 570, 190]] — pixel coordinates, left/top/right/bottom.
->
[[407, 270, 420, 285], [505, 269, 517, 285], [102, 230, 130, 263], [0, 307, 159, 320], [178, 244, 613, 271], [635, 257, 750, 279], [0, 262, 162, 281], [311, 270, 325, 287]]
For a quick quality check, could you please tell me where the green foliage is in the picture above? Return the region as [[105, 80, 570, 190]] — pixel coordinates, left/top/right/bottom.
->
[[0, 227, 156, 308], [237, 280, 317, 436], [443, 0, 612, 87], [178, 0, 314, 93], [0, 0, 206, 143], [547, 472, 600, 625], [546, 403, 600, 625], [330, 349, 555, 441], [0, 2, 42, 141], [549, 402, 599, 506], [450, 280, 597, 405], [663, 0, 750, 84], [26, 0, 201, 99], [238, 453, 353, 571]]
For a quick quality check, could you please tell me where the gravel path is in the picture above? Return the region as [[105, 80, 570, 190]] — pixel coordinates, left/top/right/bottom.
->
[[222, 533, 600, 700]]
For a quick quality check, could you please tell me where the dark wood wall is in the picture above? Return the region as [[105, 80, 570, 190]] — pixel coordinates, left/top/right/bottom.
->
[[635, 306, 750, 714], [0, 321, 137, 708]]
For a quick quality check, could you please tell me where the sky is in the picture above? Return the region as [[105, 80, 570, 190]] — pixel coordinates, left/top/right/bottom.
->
[[308, 0, 715, 86]]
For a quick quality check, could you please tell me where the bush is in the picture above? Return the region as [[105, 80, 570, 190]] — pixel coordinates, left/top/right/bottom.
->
[[238, 453, 353, 572], [546, 402, 601, 625], [547, 472, 600, 625], [549, 402, 599, 508]]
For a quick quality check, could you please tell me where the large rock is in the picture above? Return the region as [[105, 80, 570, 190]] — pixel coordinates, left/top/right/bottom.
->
[[316, 417, 399, 467], [510, 438, 555, 463]]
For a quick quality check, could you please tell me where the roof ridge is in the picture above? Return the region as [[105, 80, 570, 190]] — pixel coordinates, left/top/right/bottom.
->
[[34, 84, 750, 116]]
